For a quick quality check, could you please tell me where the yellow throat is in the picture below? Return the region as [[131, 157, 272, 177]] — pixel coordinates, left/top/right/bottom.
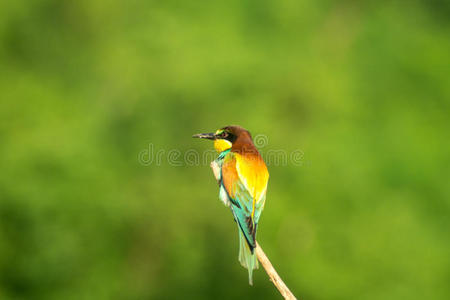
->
[[214, 139, 232, 153]]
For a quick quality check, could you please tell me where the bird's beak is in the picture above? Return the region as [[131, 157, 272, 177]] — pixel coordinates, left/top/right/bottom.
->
[[192, 132, 216, 140]]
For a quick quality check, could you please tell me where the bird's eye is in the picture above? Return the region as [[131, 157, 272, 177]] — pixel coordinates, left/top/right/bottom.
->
[[221, 132, 228, 138]]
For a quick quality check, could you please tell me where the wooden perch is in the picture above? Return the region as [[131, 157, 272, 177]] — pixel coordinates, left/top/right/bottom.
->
[[210, 161, 297, 300]]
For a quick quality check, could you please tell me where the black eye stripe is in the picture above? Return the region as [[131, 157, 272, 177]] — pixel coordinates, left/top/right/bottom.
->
[[216, 130, 236, 143]]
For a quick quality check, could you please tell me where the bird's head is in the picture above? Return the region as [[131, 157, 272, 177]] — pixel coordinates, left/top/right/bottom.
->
[[193, 125, 252, 153]]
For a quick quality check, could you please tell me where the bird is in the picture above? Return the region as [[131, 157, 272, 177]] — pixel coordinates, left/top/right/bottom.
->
[[193, 125, 269, 285]]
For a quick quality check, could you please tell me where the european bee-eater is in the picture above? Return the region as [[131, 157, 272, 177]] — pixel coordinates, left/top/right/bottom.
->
[[193, 125, 269, 285]]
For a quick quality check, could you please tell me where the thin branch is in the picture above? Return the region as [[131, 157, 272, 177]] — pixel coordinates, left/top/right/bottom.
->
[[254, 241, 297, 300], [210, 161, 297, 300]]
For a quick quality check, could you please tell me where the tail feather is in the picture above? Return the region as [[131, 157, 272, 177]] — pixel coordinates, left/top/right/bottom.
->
[[238, 230, 258, 285]]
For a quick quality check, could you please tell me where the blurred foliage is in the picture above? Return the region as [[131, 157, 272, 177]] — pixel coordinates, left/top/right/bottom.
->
[[0, 0, 449, 299]]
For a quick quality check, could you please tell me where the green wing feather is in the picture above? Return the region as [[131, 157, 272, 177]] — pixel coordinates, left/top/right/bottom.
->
[[218, 151, 257, 251], [216, 150, 261, 284]]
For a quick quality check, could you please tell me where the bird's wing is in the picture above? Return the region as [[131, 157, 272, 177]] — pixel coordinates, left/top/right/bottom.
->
[[220, 152, 268, 249]]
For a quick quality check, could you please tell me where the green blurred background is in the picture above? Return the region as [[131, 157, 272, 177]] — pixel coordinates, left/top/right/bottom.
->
[[0, 0, 449, 299]]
